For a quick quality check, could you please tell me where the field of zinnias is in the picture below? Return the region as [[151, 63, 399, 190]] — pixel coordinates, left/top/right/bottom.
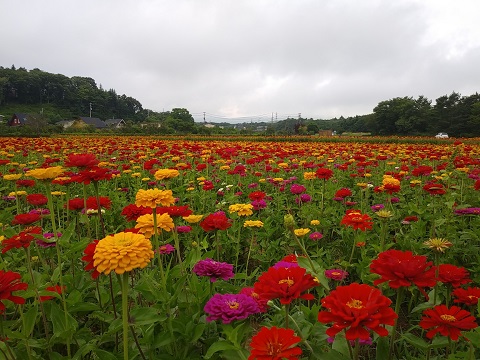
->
[[0, 136, 479, 360]]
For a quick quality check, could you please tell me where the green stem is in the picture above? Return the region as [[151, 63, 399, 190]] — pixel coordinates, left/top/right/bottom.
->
[[389, 287, 404, 359], [121, 272, 130, 360], [172, 229, 184, 274], [152, 208, 161, 267], [284, 303, 290, 329], [18, 305, 33, 360], [353, 339, 360, 360], [45, 182, 71, 358], [244, 232, 255, 279], [348, 231, 358, 264]]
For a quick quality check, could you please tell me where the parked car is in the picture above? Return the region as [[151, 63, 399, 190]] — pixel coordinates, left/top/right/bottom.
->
[[435, 132, 449, 138]]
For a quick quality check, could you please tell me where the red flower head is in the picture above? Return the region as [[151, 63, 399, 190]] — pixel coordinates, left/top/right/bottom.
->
[[452, 287, 480, 306], [315, 167, 334, 180], [340, 209, 373, 231], [39, 285, 66, 302], [26, 193, 48, 206], [11, 213, 42, 225], [0, 270, 28, 313], [71, 167, 112, 184], [121, 204, 152, 222], [317, 283, 398, 340], [16, 179, 36, 188], [370, 250, 437, 296], [412, 165, 433, 177], [200, 211, 233, 232], [437, 264, 471, 288], [64, 153, 99, 168], [65, 198, 85, 211], [253, 266, 318, 305], [335, 188, 352, 198], [248, 326, 302, 360], [423, 182, 446, 195], [419, 305, 478, 340], [474, 179, 480, 191], [248, 191, 267, 201], [1, 226, 42, 253], [86, 196, 112, 210], [156, 205, 193, 218], [81, 240, 100, 279]]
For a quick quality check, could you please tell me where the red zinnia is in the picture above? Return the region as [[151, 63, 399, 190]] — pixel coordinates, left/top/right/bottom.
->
[[253, 266, 318, 305], [199, 211, 233, 232], [64, 153, 99, 168], [474, 179, 480, 191], [412, 165, 433, 177], [16, 179, 36, 188], [156, 205, 193, 218], [340, 209, 373, 231], [86, 196, 112, 210], [248, 326, 302, 360], [11, 213, 42, 225], [65, 198, 85, 211], [1, 226, 42, 253], [248, 191, 267, 201], [71, 167, 112, 184], [121, 204, 152, 222], [317, 283, 398, 340], [423, 182, 446, 195], [81, 240, 100, 279], [335, 188, 352, 198], [26, 193, 48, 206], [437, 264, 471, 288], [315, 168, 334, 180], [419, 305, 478, 340], [452, 287, 480, 306], [0, 270, 28, 313], [39, 285, 65, 302], [370, 250, 437, 295]]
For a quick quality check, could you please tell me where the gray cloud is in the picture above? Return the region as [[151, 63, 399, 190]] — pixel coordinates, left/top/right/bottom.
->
[[2, 0, 480, 122]]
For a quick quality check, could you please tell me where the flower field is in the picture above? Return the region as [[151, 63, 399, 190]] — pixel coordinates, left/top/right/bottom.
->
[[0, 135, 479, 360]]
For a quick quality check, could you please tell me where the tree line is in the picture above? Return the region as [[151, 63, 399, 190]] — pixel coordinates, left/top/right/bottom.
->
[[1, 65, 479, 137]]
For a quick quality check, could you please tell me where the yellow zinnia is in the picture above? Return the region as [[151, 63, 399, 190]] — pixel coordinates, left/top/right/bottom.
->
[[3, 174, 22, 181], [135, 213, 175, 238], [229, 203, 254, 216], [154, 168, 180, 180], [135, 188, 175, 208], [294, 228, 311, 237], [243, 220, 264, 228], [93, 232, 154, 275], [183, 214, 203, 223], [25, 166, 64, 180]]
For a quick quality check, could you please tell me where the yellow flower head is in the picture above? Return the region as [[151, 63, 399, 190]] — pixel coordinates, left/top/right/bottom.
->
[[376, 210, 393, 219], [135, 188, 175, 208], [229, 203, 254, 216], [154, 168, 180, 180], [294, 228, 311, 237], [25, 166, 64, 180], [424, 238, 453, 253], [243, 220, 264, 228], [310, 219, 320, 226], [9, 191, 27, 197], [93, 232, 154, 275], [135, 213, 175, 238], [303, 172, 316, 180], [3, 174, 22, 181], [382, 175, 400, 186], [183, 214, 203, 223]]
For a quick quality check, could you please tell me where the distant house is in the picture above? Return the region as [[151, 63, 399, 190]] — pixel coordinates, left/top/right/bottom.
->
[[57, 120, 75, 129], [105, 118, 126, 128], [78, 117, 107, 129], [8, 113, 31, 126], [318, 129, 334, 137]]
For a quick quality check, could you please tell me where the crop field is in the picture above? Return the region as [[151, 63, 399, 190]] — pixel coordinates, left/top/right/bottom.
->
[[0, 135, 479, 360]]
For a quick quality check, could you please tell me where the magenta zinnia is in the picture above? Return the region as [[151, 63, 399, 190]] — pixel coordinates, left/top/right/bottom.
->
[[204, 293, 260, 324], [192, 258, 234, 282]]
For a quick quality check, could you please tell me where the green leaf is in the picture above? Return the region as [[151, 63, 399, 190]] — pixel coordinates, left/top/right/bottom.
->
[[204, 340, 239, 359], [375, 336, 390, 359], [22, 305, 38, 337], [93, 349, 120, 360], [190, 323, 206, 343], [129, 307, 166, 326], [50, 303, 78, 341], [401, 333, 429, 350]]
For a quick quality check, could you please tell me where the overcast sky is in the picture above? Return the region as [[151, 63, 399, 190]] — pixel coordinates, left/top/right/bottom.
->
[[3, 0, 480, 122]]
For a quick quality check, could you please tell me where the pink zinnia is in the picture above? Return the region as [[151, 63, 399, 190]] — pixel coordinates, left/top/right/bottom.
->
[[192, 258, 234, 282], [204, 293, 260, 324]]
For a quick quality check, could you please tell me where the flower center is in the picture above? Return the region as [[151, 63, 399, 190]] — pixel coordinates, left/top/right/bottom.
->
[[278, 278, 294, 287], [267, 341, 282, 356], [332, 272, 341, 276], [226, 300, 239, 309], [440, 314, 456, 322], [467, 295, 478, 300], [346, 299, 364, 309]]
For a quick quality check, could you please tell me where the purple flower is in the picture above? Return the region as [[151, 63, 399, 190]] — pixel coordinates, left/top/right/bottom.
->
[[248, 183, 258, 189], [36, 232, 62, 248], [325, 269, 349, 281], [454, 207, 480, 215], [176, 225, 192, 233], [29, 208, 50, 215], [371, 204, 385, 212], [157, 244, 175, 254], [204, 293, 260, 323], [251, 199, 267, 210], [272, 261, 299, 269], [290, 184, 306, 195], [389, 197, 400, 203], [309, 232, 323, 241], [193, 258, 234, 282]]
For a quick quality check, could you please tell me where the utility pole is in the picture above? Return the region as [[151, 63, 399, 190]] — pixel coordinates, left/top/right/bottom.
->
[[89, 103, 92, 118], [203, 112, 206, 124]]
